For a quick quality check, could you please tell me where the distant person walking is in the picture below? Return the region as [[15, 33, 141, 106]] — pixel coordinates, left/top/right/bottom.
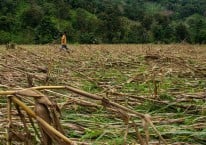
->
[[60, 31, 69, 52]]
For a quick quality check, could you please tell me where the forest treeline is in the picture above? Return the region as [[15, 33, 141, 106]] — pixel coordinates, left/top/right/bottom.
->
[[0, 0, 206, 44]]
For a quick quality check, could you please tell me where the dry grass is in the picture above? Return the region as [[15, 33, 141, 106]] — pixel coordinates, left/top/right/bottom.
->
[[0, 44, 206, 145]]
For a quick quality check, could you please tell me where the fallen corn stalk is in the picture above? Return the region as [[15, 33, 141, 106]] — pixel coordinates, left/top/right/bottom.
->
[[0, 85, 167, 145], [11, 96, 76, 145]]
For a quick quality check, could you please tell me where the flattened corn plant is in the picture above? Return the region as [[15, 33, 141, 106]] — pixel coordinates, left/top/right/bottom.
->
[[0, 86, 167, 145]]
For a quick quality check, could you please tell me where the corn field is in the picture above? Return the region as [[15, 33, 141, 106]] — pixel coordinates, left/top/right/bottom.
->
[[0, 44, 206, 145]]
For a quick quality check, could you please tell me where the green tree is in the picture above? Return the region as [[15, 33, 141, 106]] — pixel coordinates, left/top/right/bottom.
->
[[186, 14, 206, 43], [0, 16, 15, 31], [151, 22, 164, 42], [97, 5, 122, 43], [56, 4, 71, 19], [175, 22, 190, 42], [118, 17, 131, 43], [35, 17, 59, 44], [198, 30, 206, 44], [128, 23, 148, 43], [124, 0, 145, 21], [0, 30, 11, 44], [142, 15, 153, 30], [21, 7, 43, 28], [43, 2, 57, 16], [162, 24, 175, 43], [0, 0, 18, 15], [74, 8, 100, 43], [0, 0, 206, 44]]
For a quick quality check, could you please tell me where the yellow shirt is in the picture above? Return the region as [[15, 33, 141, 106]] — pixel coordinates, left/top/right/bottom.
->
[[61, 34, 67, 45]]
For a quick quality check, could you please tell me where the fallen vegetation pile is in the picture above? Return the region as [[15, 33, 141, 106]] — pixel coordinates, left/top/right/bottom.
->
[[0, 44, 206, 144]]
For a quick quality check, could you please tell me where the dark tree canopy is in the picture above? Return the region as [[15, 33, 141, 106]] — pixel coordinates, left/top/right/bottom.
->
[[0, 0, 206, 44]]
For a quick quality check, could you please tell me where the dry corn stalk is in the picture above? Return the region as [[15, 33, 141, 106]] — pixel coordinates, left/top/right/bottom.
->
[[0, 88, 77, 145], [11, 96, 76, 145], [0, 85, 167, 145]]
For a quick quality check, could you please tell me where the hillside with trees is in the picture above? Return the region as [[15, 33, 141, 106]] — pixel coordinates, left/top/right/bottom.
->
[[0, 0, 206, 44]]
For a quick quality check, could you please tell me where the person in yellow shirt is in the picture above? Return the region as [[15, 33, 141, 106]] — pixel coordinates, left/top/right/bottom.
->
[[60, 31, 69, 52]]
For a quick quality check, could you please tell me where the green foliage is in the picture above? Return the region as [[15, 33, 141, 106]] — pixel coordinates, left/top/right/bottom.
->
[[0, 0, 18, 14], [82, 81, 101, 93], [56, 3, 71, 19], [74, 8, 96, 32], [0, 16, 15, 31], [0, 31, 11, 44], [151, 22, 164, 42], [12, 29, 35, 44], [128, 23, 149, 43], [122, 82, 149, 94], [35, 17, 59, 44], [159, 93, 174, 101], [82, 129, 103, 139], [144, 2, 164, 15], [0, 0, 206, 44], [186, 14, 206, 43], [42, 2, 57, 16], [107, 137, 125, 145], [175, 22, 190, 42], [21, 6, 43, 28], [79, 32, 96, 44]]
